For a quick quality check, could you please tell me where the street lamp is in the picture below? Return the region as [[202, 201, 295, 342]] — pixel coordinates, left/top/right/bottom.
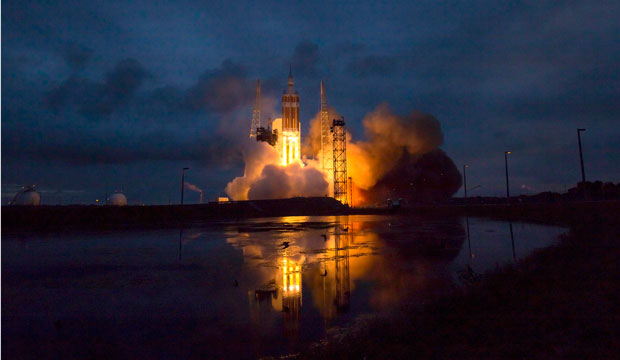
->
[[463, 164, 468, 200], [504, 151, 511, 204], [577, 128, 586, 199], [181, 167, 190, 204]]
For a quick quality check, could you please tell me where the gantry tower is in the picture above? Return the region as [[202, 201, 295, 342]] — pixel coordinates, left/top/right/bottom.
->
[[332, 117, 348, 205], [320, 81, 333, 190], [249, 80, 261, 137]]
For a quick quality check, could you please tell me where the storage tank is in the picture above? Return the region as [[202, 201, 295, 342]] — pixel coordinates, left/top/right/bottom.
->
[[108, 193, 128, 206], [11, 186, 41, 206]]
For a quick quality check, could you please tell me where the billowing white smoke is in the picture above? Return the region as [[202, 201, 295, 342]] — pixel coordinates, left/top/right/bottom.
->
[[225, 141, 328, 200]]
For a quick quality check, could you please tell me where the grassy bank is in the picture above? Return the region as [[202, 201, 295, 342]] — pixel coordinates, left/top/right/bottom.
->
[[300, 205, 620, 359]]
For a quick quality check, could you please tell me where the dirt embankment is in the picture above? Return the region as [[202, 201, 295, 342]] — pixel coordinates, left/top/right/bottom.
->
[[300, 202, 620, 359]]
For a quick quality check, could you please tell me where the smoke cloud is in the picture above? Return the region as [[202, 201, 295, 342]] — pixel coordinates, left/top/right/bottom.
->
[[303, 103, 459, 205], [184, 182, 202, 193], [360, 149, 462, 204], [301, 106, 340, 158], [225, 141, 328, 200], [227, 102, 458, 204], [346, 104, 444, 190]]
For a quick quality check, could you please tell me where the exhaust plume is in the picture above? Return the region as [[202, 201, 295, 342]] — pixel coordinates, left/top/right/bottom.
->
[[225, 141, 328, 200], [346, 104, 444, 190], [229, 100, 460, 204], [304, 103, 460, 205]]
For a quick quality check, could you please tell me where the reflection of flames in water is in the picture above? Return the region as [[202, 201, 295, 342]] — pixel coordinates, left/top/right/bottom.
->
[[226, 215, 465, 340], [226, 105, 461, 205], [281, 258, 302, 334]]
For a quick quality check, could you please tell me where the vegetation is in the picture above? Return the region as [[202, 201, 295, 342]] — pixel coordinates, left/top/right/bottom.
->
[[300, 203, 620, 359]]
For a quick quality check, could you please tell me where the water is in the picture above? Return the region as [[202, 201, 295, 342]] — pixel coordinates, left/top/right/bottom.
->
[[2, 215, 566, 359]]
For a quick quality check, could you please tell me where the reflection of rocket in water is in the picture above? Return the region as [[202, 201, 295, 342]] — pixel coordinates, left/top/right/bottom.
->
[[248, 256, 303, 338], [281, 258, 302, 335]]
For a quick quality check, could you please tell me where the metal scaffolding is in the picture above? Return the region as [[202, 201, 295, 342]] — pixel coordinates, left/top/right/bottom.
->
[[249, 80, 261, 137], [320, 81, 333, 192], [348, 177, 353, 208], [332, 117, 348, 205]]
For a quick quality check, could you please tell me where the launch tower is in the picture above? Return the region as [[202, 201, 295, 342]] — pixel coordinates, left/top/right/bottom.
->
[[332, 117, 348, 205], [249, 80, 261, 138], [320, 81, 333, 188]]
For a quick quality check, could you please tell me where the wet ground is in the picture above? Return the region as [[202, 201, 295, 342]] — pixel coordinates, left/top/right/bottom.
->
[[2, 215, 566, 359]]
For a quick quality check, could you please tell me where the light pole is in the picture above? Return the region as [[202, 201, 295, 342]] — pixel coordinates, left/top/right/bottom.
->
[[504, 151, 511, 204], [463, 165, 468, 200], [577, 128, 586, 199], [181, 167, 190, 204]]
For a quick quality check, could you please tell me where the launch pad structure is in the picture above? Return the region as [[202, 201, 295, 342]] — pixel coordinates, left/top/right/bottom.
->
[[320, 81, 333, 185], [250, 79, 279, 146], [250, 70, 349, 205], [332, 117, 348, 205], [249, 80, 261, 138]]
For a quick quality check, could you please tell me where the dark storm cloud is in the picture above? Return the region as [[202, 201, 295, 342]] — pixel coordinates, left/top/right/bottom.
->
[[29, 134, 241, 166], [184, 59, 252, 113], [290, 40, 319, 78], [79, 58, 148, 118], [45, 58, 252, 119], [45, 58, 148, 119], [504, 64, 620, 121], [59, 42, 93, 71], [45, 76, 95, 113], [346, 55, 398, 77], [1, 106, 241, 167], [135, 85, 185, 117]]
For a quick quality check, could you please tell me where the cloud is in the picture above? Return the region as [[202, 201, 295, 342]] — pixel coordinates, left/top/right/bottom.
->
[[79, 58, 148, 118], [59, 42, 93, 71], [45, 76, 96, 112], [2, 0, 619, 202], [360, 149, 462, 204], [225, 141, 329, 200], [290, 40, 319, 78], [45, 58, 148, 119], [5, 125, 241, 166], [346, 55, 398, 77], [184, 59, 251, 113]]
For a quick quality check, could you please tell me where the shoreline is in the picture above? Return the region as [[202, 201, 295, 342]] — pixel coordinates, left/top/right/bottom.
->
[[3, 198, 618, 233], [299, 203, 620, 359]]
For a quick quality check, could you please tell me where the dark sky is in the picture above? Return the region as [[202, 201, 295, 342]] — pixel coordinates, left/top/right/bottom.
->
[[2, 0, 619, 204]]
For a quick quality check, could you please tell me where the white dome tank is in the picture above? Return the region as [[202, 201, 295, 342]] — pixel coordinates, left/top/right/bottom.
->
[[13, 188, 41, 206], [108, 193, 128, 206]]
